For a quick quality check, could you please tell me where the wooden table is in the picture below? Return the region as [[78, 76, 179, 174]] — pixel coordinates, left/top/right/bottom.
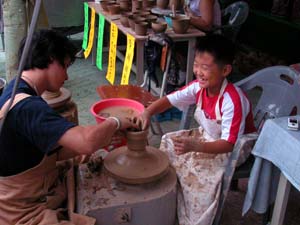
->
[[88, 2, 205, 85]]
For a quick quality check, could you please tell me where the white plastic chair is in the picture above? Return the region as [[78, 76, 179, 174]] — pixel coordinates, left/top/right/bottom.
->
[[213, 1, 249, 41], [213, 65, 300, 224]]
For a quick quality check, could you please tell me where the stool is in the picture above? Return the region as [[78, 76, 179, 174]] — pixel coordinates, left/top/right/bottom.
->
[[97, 85, 163, 135]]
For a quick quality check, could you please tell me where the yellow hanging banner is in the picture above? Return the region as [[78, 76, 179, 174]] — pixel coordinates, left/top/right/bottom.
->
[[84, 8, 96, 59], [106, 23, 118, 84], [121, 34, 135, 85]]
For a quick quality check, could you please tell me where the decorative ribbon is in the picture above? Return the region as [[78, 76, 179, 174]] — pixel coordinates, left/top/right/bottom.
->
[[84, 8, 96, 59], [106, 22, 118, 84], [121, 34, 135, 85], [96, 14, 105, 70], [82, 2, 89, 50]]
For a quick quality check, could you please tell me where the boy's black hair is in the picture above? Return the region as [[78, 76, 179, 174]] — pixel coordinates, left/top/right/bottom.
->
[[18, 29, 77, 70], [195, 34, 235, 66]]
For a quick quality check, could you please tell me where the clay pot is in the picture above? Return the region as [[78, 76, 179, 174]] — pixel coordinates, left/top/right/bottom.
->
[[169, 0, 183, 10], [139, 11, 151, 16], [135, 16, 147, 23], [152, 21, 167, 33], [107, 3, 121, 14], [172, 15, 190, 34], [142, 0, 156, 7], [128, 15, 136, 31], [120, 0, 130, 10], [135, 22, 148, 35], [100, 0, 114, 12], [120, 13, 130, 27], [103, 129, 170, 184], [157, 0, 168, 9], [132, 0, 142, 12], [146, 14, 157, 23]]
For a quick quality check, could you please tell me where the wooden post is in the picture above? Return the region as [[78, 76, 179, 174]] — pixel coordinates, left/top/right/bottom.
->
[[3, 0, 26, 81]]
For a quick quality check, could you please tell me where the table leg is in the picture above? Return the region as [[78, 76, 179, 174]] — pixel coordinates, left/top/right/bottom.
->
[[179, 38, 196, 130], [270, 172, 291, 225], [135, 40, 145, 85], [185, 38, 196, 84]]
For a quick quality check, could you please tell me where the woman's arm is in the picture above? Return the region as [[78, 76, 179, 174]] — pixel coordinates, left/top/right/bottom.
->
[[186, 0, 215, 31]]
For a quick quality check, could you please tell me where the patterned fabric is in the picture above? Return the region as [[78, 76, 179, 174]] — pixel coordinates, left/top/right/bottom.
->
[[160, 128, 230, 225]]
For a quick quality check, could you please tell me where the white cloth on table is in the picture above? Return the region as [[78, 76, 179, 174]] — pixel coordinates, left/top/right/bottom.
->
[[242, 116, 300, 215]]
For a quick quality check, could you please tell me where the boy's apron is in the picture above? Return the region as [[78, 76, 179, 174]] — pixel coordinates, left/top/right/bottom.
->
[[0, 94, 95, 225], [160, 80, 230, 225]]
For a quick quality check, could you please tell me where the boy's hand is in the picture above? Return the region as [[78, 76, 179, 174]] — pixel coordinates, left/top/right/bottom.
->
[[172, 136, 203, 155], [132, 110, 151, 130]]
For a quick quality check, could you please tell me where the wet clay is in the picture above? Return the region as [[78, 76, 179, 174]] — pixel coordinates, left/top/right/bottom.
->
[[98, 105, 140, 118], [104, 129, 170, 184]]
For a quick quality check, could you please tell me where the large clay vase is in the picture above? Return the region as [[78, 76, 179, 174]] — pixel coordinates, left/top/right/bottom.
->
[[104, 129, 170, 184]]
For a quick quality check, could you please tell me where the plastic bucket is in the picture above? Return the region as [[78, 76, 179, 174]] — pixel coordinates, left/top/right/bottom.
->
[[90, 98, 145, 150]]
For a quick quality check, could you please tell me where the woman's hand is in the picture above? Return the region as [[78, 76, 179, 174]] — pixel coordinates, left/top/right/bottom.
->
[[132, 110, 152, 130], [172, 136, 204, 155], [117, 116, 140, 130]]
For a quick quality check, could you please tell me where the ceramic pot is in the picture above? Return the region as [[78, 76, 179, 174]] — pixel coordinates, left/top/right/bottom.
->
[[120, 0, 130, 10], [132, 0, 143, 12], [128, 15, 136, 31], [172, 15, 190, 34], [107, 3, 121, 14], [169, 0, 183, 10], [135, 22, 148, 35], [120, 13, 130, 27], [142, 0, 156, 7], [157, 0, 168, 9], [100, 0, 115, 11], [151, 21, 167, 33]]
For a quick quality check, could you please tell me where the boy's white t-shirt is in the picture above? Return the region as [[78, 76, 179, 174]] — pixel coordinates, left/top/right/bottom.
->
[[167, 80, 256, 144]]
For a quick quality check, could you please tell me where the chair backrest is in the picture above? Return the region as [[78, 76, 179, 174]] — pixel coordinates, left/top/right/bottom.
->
[[219, 1, 249, 41], [222, 1, 249, 26], [235, 65, 300, 131]]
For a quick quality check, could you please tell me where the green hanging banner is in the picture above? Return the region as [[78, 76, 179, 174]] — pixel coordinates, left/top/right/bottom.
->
[[96, 14, 105, 70], [82, 2, 89, 50]]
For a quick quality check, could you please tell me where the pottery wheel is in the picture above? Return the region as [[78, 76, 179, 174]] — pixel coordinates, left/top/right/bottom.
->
[[41, 87, 71, 108], [104, 145, 170, 184]]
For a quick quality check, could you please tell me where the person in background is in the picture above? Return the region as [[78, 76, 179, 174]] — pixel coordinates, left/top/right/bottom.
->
[[134, 34, 256, 225], [184, 0, 221, 31], [0, 29, 138, 225]]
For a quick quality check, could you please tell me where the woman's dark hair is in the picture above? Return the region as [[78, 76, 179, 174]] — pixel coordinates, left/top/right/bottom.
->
[[18, 29, 77, 70], [195, 34, 235, 66]]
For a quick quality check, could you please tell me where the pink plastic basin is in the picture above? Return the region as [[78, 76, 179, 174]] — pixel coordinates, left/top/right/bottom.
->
[[90, 98, 145, 151], [90, 98, 145, 123]]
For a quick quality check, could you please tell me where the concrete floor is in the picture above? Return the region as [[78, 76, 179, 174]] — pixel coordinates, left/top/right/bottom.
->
[[1, 38, 300, 224]]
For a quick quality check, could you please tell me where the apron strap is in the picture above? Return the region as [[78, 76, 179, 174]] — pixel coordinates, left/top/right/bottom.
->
[[215, 79, 228, 121], [0, 93, 31, 119], [197, 79, 228, 121]]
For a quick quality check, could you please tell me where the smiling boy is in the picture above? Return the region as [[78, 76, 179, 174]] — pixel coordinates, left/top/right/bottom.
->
[[135, 34, 256, 225]]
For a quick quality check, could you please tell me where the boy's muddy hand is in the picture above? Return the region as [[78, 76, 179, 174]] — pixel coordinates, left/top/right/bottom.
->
[[132, 110, 151, 130], [172, 136, 203, 155]]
